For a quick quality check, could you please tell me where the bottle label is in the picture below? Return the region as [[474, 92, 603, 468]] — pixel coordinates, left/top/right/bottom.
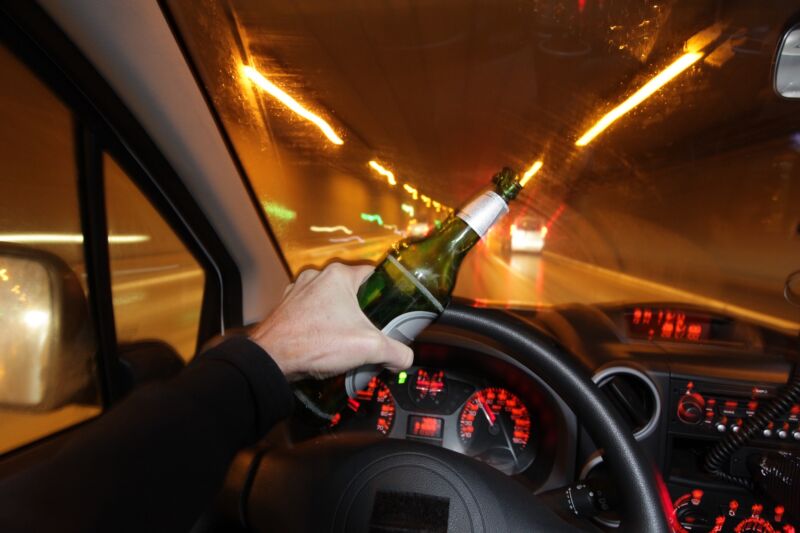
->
[[385, 255, 444, 312], [457, 190, 509, 238]]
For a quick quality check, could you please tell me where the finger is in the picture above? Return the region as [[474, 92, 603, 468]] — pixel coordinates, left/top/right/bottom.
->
[[370, 334, 414, 372], [282, 283, 294, 297], [294, 268, 319, 286], [345, 264, 376, 290]]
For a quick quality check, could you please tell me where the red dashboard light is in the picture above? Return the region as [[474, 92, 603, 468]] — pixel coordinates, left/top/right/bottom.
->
[[408, 416, 443, 439]]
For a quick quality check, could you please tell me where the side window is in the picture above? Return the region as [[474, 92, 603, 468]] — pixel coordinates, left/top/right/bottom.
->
[[0, 46, 100, 454], [104, 155, 205, 361]]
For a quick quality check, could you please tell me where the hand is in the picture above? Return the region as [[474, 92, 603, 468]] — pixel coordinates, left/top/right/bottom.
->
[[249, 262, 414, 381]]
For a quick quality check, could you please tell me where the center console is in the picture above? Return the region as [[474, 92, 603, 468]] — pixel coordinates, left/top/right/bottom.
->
[[667, 378, 799, 532]]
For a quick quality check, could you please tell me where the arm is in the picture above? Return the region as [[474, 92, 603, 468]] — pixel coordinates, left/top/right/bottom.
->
[[0, 337, 292, 532], [0, 263, 411, 532]]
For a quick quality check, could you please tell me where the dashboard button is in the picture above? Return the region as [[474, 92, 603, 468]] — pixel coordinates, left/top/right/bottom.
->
[[677, 393, 705, 424]]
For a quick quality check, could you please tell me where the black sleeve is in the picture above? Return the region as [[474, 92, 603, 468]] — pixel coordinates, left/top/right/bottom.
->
[[0, 336, 294, 533]]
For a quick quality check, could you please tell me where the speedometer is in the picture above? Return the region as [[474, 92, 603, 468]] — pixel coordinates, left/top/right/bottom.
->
[[458, 387, 535, 473]]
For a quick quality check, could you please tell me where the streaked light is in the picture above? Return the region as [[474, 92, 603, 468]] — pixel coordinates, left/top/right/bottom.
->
[[0, 269, 7, 282], [420, 195, 432, 208], [540, 226, 549, 238], [329, 236, 364, 244], [401, 204, 415, 217], [432, 201, 441, 212], [0, 233, 150, 244], [520, 160, 544, 187], [398, 371, 408, 384], [575, 52, 703, 146], [368, 161, 397, 186], [403, 184, 419, 200], [242, 65, 344, 145], [383, 224, 402, 235], [360, 213, 384, 226], [23, 310, 49, 329], [309, 225, 353, 235], [262, 201, 297, 221]]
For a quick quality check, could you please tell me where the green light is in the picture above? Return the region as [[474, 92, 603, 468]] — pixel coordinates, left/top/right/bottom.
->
[[434, 220, 442, 229], [398, 371, 408, 384], [360, 212, 384, 226], [262, 201, 296, 221]]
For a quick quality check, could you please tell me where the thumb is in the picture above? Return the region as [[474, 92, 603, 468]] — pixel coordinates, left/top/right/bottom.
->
[[371, 334, 414, 372]]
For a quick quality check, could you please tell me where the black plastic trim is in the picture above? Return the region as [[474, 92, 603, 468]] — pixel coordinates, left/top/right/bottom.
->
[[76, 124, 122, 405]]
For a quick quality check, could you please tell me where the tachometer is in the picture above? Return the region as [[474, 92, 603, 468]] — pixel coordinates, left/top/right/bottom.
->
[[458, 387, 534, 473], [331, 376, 396, 435]]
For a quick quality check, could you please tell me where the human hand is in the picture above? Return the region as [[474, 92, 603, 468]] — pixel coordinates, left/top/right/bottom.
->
[[249, 262, 414, 381]]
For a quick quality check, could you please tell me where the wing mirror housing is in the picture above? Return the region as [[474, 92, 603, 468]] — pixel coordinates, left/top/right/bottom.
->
[[775, 23, 800, 98], [0, 243, 95, 410]]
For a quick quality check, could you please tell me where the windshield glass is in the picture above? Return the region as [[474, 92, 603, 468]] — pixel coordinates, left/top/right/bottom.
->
[[166, 0, 800, 332]]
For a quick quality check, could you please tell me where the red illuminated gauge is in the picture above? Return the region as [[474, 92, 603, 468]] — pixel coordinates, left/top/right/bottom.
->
[[335, 376, 396, 435], [411, 369, 446, 403], [733, 517, 775, 532], [458, 387, 534, 473]]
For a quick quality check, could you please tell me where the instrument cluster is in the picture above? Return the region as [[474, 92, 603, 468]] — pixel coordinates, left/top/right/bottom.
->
[[329, 366, 542, 475]]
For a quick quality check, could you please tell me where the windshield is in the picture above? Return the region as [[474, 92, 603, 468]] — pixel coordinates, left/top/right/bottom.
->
[[166, 0, 800, 332]]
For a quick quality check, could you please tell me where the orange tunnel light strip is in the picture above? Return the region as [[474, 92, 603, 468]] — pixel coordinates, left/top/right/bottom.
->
[[368, 161, 397, 185], [575, 52, 703, 147], [520, 160, 544, 188], [243, 65, 344, 145], [403, 184, 419, 200]]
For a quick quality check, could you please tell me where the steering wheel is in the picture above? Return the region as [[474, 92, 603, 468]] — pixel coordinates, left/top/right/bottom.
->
[[238, 304, 672, 532]]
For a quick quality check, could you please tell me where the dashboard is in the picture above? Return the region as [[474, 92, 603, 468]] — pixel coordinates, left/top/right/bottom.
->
[[331, 369, 536, 475], [290, 302, 800, 532], [323, 339, 571, 482]]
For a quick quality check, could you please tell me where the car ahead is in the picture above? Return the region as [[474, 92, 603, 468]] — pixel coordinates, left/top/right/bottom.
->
[[1, 1, 799, 532], [510, 216, 547, 254]]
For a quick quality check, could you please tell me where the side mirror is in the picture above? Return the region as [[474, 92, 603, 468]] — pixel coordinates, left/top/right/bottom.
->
[[0, 243, 95, 410], [775, 23, 800, 98]]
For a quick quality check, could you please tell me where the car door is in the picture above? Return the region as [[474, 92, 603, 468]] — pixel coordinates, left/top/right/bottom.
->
[[0, 3, 240, 479]]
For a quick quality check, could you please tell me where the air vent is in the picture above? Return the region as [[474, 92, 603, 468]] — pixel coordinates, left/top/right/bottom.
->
[[593, 367, 660, 440]]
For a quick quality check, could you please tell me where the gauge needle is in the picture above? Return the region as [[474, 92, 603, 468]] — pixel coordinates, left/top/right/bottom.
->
[[477, 393, 496, 426], [498, 414, 519, 464]]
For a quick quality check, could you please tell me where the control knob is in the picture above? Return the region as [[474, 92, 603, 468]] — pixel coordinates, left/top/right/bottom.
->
[[677, 392, 705, 425]]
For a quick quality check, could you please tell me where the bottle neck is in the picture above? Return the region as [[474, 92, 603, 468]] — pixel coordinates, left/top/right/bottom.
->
[[456, 188, 509, 238]]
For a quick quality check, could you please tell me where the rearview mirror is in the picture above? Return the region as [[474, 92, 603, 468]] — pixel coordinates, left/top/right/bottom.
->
[[776, 23, 800, 98], [0, 244, 95, 410]]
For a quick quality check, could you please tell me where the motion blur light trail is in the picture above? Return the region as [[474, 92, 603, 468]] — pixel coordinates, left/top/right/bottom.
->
[[329, 236, 365, 243], [403, 184, 419, 200], [309, 225, 353, 235], [360, 213, 384, 225], [575, 52, 703, 146], [0, 233, 150, 244], [368, 160, 397, 186], [401, 204, 415, 217], [261, 201, 297, 221], [242, 65, 344, 145], [520, 161, 544, 187]]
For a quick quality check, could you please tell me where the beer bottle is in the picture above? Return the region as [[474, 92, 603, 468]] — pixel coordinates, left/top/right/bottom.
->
[[295, 167, 523, 418]]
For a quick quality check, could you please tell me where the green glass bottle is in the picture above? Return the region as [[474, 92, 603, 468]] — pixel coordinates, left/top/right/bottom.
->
[[295, 168, 522, 418]]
